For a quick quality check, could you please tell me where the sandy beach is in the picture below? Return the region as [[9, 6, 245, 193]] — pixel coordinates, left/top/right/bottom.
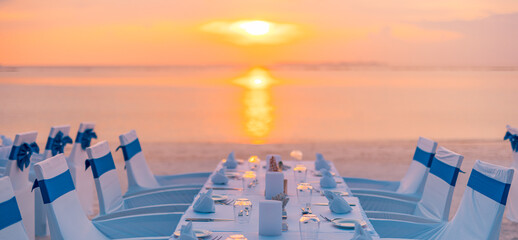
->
[[44, 139, 514, 240]]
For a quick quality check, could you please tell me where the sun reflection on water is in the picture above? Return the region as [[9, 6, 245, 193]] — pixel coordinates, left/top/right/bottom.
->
[[233, 68, 276, 144]]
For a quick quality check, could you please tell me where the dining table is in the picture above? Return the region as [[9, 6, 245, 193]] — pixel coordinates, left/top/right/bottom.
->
[[173, 159, 381, 240]]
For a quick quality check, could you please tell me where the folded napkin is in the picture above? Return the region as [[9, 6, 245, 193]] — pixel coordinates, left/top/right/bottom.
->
[[177, 221, 197, 240], [320, 169, 337, 188], [351, 221, 373, 240], [193, 189, 215, 213], [315, 153, 331, 171], [211, 168, 229, 185], [324, 190, 352, 214], [0, 135, 12, 146], [223, 151, 238, 169]]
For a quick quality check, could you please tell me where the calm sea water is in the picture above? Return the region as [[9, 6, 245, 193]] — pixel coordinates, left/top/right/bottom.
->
[[1, 67, 517, 144]]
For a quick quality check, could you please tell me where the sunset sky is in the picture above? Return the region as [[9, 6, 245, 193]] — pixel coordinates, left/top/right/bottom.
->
[[1, 0, 518, 67]]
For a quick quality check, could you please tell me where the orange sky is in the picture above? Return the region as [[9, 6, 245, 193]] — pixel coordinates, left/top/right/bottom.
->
[[1, 0, 518, 66]]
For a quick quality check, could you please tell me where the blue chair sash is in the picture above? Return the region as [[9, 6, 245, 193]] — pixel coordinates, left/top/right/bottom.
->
[[85, 153, 116, 179], [8, 142, 40, 171], [429, 157, 461, 186], [32, 170, 75, 204], [45, 131, 73, 156], [116, 138, 142, 161], [75, 129, 97, 150], [467, 169, 511, 205], [0, 197, 22, 230], [504, 131, 518, 152], [413, 147, 435, 167]]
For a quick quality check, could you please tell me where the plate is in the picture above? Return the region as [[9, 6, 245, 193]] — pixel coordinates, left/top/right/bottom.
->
[[314, 171, 336, 177], [173, 229, 212, 238], [332, 219, 367, 229], [211, 194, 228, 202], [225, 172, 242, 178]]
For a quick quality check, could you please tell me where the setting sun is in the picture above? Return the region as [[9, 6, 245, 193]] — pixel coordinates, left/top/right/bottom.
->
[[240, 21, 270, 36]]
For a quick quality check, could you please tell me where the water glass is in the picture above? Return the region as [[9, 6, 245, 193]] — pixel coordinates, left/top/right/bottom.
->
[[248, 155, 261, 171], [296, 183, 313, 207], [233, 198, 253, 224], [242, 171, 257, 193], [293, 165, 308, 183], [299, 214, 320, 240]]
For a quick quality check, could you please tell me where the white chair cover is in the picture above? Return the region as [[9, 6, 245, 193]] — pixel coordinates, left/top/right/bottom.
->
[[34, 154, 184, 239], [5, 131, 37, 240], [371, 160, 514, 239], [506, 125, 518, 222], [67, 122, 96, 216], [0, 176, 30, 240], [119, 130, 209, 196], [31, 125, 72, 237], [364, 146, 463, 222], [349, 137, 438, 201], [87, 141, 198, 216]]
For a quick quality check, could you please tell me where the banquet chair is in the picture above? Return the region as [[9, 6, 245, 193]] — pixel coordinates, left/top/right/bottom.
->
[[505, 125, 518, 222], [370, 160, 513, 239], [33, 153, 183, 239], [344, 137, 438, 201], [28, 125, 73, 237], [0, 176, 30, 240], [118, 130, 210, 196], [4, 131, 39, 240], [86, 141, 197, 216], [359, 146, 463, 223], [67, 122, 98, 216]]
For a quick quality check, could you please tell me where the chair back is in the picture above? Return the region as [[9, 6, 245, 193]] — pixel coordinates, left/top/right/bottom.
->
[[119, 130, 159, 192], [396, 137, 438, 195], [0, 176, 29, 240], [86, 141, 124, 215], [6, 132, 38, 191], [43, 125, 72, 159], [33, 154, 108, 240], [432, 160, 513, 239], [415, 146, 463, 221]]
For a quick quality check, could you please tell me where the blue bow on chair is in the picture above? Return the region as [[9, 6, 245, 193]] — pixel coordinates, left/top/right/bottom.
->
[[47, 131, 73, 156], [504, 131, 518, 152], [15, 142, 40, 171], [78, 129, 97, 150]]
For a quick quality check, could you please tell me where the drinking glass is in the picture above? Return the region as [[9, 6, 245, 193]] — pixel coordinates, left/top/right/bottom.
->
[[233, 198, 253, 224], [242, 171, 257, 193], [248, 155, 261, 171], [293, 165, 308, 183], [299, 214, 320, 240], [296, 183, 313, 207]]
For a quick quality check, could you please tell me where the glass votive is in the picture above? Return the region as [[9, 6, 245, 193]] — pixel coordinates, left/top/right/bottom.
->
[[293, 165, 308, 183], [233, 198, 253, 224], [242, 171, 257, 193], [290, 150, 303, 160], [248, 155, 261, 171], [299, 214, 320, 240], [296, 183, 313, 207], [225, 234, 248, 240]]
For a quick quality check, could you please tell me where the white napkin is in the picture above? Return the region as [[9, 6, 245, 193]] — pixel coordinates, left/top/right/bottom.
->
[[315, 153, 331, 171], [351, 221, 373, 240], [223, 151, 238, 169], [211, 168, 229, 185], [320, 169, 337, 188], [177, 221, 197, 240], [193, 189, 215, 213], [0, 135, 13, 146], [324, 190, 352, 214]]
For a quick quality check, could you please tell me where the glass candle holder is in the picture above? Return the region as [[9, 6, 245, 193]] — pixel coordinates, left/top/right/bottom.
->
[[293, 165, 308, 184], [225, 234, 248, 240], [242, 171, 257, 193], [233, 198, 253, 224], [299, 214, 320, 240], [248, 155, 261, 171], [296, 183, 313, 207]]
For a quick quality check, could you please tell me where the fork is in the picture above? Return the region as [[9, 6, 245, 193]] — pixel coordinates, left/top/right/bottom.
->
[[217, 199, 235, 205], [210, 236, 223, 240], [319, 214, 341, 222]]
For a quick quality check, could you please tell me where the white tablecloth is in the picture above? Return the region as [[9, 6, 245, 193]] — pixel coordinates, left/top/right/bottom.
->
[[175, 160, 380, 239]]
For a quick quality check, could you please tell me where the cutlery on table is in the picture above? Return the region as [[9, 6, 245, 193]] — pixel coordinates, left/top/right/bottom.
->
[[185, 218, 234, 222], [206, 187, 243, 191], [313, 202, 356, 206], [215, 199, 235, 205]]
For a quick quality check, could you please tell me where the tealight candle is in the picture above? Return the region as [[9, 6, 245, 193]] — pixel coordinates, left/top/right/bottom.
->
[[248, 155, 261, 171], [242, 171, 257, 193]]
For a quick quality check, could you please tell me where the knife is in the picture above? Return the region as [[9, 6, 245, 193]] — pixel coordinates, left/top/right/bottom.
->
[[313, 203, 356, 206], [206, 187, 243, 191], [185, 218, 234, 222]]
